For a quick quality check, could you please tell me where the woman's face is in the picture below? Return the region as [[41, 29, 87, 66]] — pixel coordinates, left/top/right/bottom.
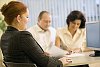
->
[[69, 19, 81, 31], [18, 9, 29, 30]]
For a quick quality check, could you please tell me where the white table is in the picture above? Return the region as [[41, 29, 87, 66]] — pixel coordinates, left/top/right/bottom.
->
[[64, 51, 100, 67]]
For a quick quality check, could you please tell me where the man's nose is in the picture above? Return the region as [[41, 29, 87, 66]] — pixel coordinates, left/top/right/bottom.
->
[[47, 22, 50, 25]]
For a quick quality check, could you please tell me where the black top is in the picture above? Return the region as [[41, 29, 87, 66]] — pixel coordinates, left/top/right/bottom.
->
[[0, 26, 63, 67]]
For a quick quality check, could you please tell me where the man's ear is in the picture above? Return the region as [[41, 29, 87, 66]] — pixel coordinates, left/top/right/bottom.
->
[[16, 15, 21, 23]]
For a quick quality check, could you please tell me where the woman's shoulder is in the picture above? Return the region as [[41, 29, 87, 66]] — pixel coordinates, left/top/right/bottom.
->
[[16, 31, 32, 37], [77, 28, 86, 35], [78, 28, 86, 32], [19, 31, 31, 34]]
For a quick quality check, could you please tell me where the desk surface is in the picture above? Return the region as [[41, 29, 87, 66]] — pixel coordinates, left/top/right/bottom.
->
[[64, 51, 100, 67]]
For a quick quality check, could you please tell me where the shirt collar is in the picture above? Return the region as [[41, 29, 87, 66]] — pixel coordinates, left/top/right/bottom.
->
[[36, 24, 49, 32], [63, 26, 81, 34], [7, 26, 18, 31]]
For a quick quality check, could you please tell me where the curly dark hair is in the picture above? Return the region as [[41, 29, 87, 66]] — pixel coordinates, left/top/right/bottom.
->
[[66, 10, 86, 28]]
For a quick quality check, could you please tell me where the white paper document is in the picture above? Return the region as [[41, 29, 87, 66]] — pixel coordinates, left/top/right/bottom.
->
[[47, 46, 68, 57], [67, 53, 85, 57]]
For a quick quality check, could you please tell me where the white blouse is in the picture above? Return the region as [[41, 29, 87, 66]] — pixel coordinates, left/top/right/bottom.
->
[[56, 26, 86, 51]]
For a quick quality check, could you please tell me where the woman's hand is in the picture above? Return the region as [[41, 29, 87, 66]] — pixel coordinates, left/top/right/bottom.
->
[[44, 52, 50, 56], [71, 48, 82, 53], [59, 57, 72, 66]]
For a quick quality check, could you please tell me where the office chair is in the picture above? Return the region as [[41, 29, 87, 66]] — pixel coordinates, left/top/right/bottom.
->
[[4, 62, 37, 67]]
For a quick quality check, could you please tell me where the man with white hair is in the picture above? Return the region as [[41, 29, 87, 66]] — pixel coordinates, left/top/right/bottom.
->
[[27, 11, 56, 52]]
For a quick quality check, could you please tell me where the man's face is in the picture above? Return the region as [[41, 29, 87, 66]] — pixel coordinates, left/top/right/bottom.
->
[[38, 13, 51, 31]]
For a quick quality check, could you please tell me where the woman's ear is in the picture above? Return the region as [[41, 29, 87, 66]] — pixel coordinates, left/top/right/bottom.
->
[[16, 15, 21, 23]]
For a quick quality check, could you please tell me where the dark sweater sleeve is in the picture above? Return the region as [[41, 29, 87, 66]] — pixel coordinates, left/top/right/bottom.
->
[[47, 57, 63, 67], [19, 31, 63, 67]]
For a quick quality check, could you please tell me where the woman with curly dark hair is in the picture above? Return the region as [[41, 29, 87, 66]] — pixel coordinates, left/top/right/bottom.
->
[[55, 10, 89, 67]]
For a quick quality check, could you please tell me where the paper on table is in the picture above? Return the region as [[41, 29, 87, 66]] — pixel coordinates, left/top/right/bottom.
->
[[67, 53, 85, 57], [47, 46, 69, 57]]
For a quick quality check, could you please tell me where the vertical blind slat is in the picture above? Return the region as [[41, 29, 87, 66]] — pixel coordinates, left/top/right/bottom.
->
[[18, 0, 100, 28]]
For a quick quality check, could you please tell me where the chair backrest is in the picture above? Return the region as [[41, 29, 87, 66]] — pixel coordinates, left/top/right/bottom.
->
[[4, 62, 37, 67]]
